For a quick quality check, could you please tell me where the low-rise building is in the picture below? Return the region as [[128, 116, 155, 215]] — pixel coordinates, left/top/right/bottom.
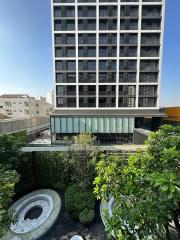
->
[[0, 94, 53, 119], [162, 107, 180, 126]]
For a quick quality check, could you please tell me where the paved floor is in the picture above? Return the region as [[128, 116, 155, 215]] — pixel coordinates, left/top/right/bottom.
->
[[40, 194, 110, 240], [22, 144, 146, 153]]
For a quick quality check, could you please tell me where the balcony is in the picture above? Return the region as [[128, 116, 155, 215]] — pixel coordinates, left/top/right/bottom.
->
[[119, 61, 137, 71], [119, 97, 135, 108], [79, 86, 96, 96], [57, 97, 76, 108], [99, 73, 116, 83], [142, 19, 161, 30], [139, 86, 157, 97], [140, 73, 158, 83], [120, 34, 138, 45], [142, 6, 161, 18], [138, 97, 157, 108], [119, 86, 136, 97], [141, 47, 159, 57], [120, 20, 138, 30], [140, 61, 159, 72], [120, 47, 137, 57], [119, 73, 136, 83], [141, 35, 160, 45], [99, 97, 116, 108], [120, 6, 139, 18], [79, 98, 96, 108], [99, 86, 116, 96]]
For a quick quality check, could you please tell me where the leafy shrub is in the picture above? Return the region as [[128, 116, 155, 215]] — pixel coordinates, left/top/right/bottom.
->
[[79, 208, 95, 225], [65, 184, 96, 223], [0, 167, 19, 237], [65, 184, 79, 218], [35, 152, 69, 190]]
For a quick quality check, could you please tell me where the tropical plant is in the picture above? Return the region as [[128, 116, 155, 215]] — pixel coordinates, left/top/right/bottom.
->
[[79, 208, 95, 225], [0, 166, 19, 237], [0, 133, 27, 169], [94, 125, 180, 240], [65, 183, 96, 224]]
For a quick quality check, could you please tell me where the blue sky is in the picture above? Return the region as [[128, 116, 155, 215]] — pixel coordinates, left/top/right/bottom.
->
[[0, 0, 179, 107]]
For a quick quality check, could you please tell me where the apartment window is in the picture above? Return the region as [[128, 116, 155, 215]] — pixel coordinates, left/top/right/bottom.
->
[[5, 102, 11, 107], [67, 47, 76, 57], [24, 102, 29, 107], [99, 60, 116, 71], [99, 73, 116, 83], [66, 34, 75, 44], [78, 19, 96, 31], [79, 73, 96, 83], [79, 61, 96, 71]]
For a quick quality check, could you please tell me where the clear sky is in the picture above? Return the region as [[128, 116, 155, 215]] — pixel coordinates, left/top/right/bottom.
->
[[0, 0, 179, 107]]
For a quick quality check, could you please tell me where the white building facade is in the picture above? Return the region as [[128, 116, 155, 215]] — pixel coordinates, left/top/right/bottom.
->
[[51, 0, 166, 144], [0, 95, 53, 119], [46, 91, 55, 106]]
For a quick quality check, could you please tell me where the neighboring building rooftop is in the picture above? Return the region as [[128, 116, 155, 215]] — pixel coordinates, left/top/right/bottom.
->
[[162, 107, 180, 122], [0, 94, 30, 99], [0, 113, 10, 120]]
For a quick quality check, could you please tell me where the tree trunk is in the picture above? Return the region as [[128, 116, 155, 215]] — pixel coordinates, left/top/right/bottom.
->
[[173, 209, 180, 239], [165, 224, 172, 240]]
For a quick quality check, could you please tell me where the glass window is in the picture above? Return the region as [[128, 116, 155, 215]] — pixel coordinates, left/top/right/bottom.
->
[[98, 118, 104, 133], [128, 117, 134, 133], [110, 118, 116, 133], [74, 118, 79, 133], [80, 118, 86, 132], [55, 118, 61, 133], [122, 118, 129, 133], [67, 47, 75, 57], [67, 34, 75, 44], [67, 61, 76, 71], [86, 118, 92, 133], [92, 118, 98, 133], [61, 117, 67, 133], [116, 118, 122, 133], [67, 118, 73, 133], [104, 118, 110, 133], [51, 118, 55, 133]]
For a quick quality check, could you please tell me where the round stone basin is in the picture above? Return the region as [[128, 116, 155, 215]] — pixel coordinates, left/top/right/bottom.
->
[[3, 189, 61, 240]]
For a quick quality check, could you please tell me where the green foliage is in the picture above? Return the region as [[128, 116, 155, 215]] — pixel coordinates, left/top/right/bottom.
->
[[35, 152, 69, 190], [0, 166, 19, 237], [66, 133, 100, 189], [79, 208, 95, 225], [10, 130, 27, 143], [0, 133, 27, 169], [94, 125, 180, 240], [65, 184, 95, 223]]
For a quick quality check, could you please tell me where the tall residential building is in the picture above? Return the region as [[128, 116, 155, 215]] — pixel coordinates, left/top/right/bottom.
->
[[46, 90, 55, 106], [0, 94, 53, 119], [51, 0, 165, 144]]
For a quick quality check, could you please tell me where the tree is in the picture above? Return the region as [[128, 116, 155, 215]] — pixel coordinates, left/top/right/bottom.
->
[[0, 166, 19, 237], [66, 133, 100, 189], [0, 133, 27, 170], [94, 125, 180, 240]]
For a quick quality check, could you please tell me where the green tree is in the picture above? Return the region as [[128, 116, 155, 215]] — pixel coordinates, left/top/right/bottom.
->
[[0, 166, 19, 237], [35, 152, 69, 190], [0, 133, 27, 169], [66, 133, 100, 189], [94, 125, 180, 240]]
